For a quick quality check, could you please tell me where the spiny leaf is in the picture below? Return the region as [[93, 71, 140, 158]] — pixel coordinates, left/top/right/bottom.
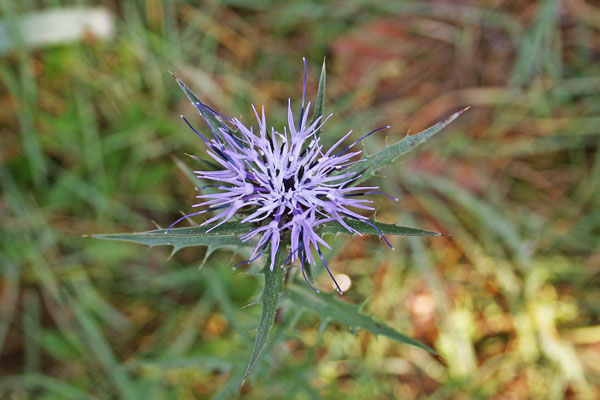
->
[[244, 249, 286, 384], [96, 221, 254, 237], [172, 73, 228, 136], [310, 58, 326, 133], [318, 219, 441, 237], [286, 283, 436, 354], [92, 218, 439, 255], [91, 222, 254, 254], [348, 107, 468, 186]]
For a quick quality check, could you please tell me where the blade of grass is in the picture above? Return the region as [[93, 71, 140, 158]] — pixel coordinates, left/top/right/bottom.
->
[[0, 373, 99, 400], [70, 292, 138, 400], [23, 290, 40, 372], [0, 259, 19, 353]]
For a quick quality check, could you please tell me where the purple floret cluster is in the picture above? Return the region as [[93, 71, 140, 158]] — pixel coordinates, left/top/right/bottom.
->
[[170, 61, 393, 293]]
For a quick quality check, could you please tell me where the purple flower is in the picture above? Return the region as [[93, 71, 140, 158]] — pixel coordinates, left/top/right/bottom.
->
[[169, 60, 393, 294]]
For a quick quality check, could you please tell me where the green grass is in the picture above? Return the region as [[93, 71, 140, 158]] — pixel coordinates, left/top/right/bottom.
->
[[1, 0, 599, 398]]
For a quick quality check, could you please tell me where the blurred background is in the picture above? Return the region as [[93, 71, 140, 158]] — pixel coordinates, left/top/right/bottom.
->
[[1, 0, 599, 398]]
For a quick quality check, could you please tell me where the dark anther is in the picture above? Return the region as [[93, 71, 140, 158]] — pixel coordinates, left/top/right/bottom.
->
[[283, 176, 296, 191]]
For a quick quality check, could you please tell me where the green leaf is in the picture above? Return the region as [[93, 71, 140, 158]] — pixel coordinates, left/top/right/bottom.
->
[[310, 58, 326, 133], [286, 283, 436, 354], [172, 73, 228, 136], [91, 222, 254, 255], [244, 249, 287, 383], [318, 219, 441, 237], [92, 218, 439, 257], [346, 107, 468, 186]]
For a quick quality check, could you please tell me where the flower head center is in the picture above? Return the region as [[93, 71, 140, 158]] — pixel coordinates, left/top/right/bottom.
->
[[282, 176, 296, 192]]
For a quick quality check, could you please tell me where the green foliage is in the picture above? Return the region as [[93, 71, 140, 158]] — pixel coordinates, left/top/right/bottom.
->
[[319, 219, 441, 237], [93, 219, 439, 250], [286, 283, 436, 354], [92, 222, 251, 255], [244, 251, 287, 383], [310, 58, 327, 134], [347, 107, 469, 186], [172, 73, 232, 135], [95, 214, 440, 381]]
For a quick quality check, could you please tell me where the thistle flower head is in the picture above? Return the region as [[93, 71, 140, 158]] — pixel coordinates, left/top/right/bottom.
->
[[170, 60, 393, 293]]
